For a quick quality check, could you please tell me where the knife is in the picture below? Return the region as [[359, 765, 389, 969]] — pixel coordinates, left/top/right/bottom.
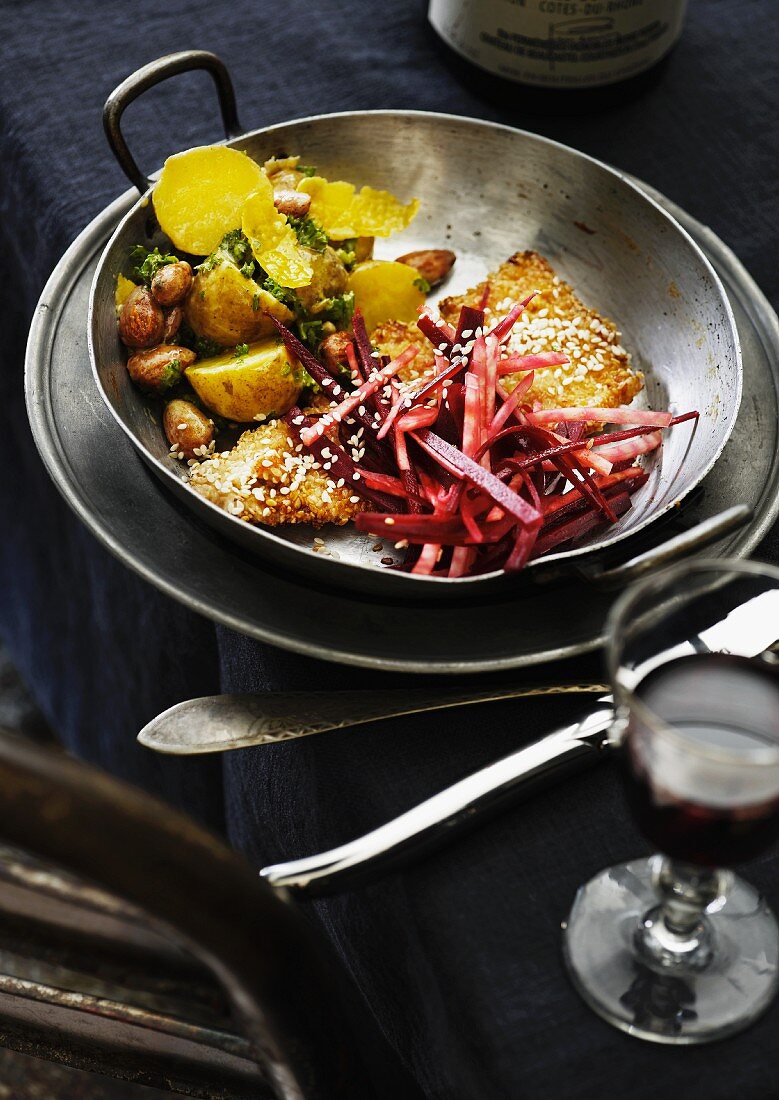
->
[[260, 697, 617, 897]]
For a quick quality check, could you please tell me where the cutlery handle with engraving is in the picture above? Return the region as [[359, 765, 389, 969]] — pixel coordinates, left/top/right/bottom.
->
[[138, 683, 609, 753], [261, 699, 615, 897]]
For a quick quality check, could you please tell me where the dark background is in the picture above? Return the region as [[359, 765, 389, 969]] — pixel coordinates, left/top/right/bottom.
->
[[2, 1, 778, 1096]]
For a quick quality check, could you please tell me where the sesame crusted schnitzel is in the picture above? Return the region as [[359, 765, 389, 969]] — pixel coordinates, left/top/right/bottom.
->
[[373, 251, 643, 409], [189, 420, 366, 527]]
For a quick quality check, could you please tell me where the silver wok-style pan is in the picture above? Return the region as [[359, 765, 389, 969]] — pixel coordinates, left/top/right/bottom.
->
[[90, 52, 742, 599]]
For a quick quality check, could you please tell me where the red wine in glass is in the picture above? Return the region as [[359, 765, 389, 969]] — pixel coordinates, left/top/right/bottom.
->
[[624, 653, 779, 867]]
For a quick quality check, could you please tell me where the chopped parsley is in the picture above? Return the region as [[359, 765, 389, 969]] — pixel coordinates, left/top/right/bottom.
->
[[288, 215, 328, 252], [197, 229, 255, 278], [158, 358, 183, 392], [298, 320, 325, 350], [413, 275, 432, 294], [176, 322, 223, 360], [262, 276, 299, 311], [319, 291, 355, 329], [298, 164, 317, 177], [334, 238, 358, 270], [252, 291, 260, 312], [297, 292, 355, 350], [233, 343, 249, 360], [129, 246, 178, 286]]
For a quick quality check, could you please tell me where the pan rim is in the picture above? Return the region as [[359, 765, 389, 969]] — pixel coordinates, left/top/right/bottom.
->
[[88, 108, 742, 590]]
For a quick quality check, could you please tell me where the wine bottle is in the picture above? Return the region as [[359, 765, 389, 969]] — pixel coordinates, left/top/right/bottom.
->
[[428, 0, 688, 111]]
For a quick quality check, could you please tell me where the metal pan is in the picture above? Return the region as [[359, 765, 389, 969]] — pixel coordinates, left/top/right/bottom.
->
[[90, 51, 741, 599]]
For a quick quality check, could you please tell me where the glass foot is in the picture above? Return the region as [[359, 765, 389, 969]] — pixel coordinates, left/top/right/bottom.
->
[[562, 857, 779, 1044]]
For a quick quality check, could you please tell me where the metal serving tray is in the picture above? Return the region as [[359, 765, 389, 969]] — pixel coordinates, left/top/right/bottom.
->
[[25, 184, 779, 673]]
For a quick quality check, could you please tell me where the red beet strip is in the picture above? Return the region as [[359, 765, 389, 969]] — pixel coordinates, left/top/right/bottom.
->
[[411, 429, 542, 530], [531, 492, 633, 558]]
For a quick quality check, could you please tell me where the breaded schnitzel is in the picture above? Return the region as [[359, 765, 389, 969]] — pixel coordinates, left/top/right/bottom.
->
[[189, 420, 365, 527], [373, 251, 642, 409]]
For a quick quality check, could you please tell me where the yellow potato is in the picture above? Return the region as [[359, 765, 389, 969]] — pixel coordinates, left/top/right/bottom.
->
[[295, 246, 349, 312], [347, 260, 426, 333], [186, 340, 303, 422], [241, 181, 313, 289], [185, 261, 294, 346], [298, 177, 419, 240], [153, 146, 265, 255], [115, 273, 137, 313]]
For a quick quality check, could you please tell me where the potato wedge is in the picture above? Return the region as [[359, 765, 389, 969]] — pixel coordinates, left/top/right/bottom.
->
[[347, 260, 426, 332], [185, 261, 294, 346], [153, 145, 266, 255], [186, 340, 303, 422]]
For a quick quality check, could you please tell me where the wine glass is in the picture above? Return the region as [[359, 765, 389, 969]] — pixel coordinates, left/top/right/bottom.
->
[[562, 559, 779, 1044]]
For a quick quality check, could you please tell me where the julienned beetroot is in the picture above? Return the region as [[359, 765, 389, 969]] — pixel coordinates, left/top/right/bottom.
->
[[278, 301, 698, 577]]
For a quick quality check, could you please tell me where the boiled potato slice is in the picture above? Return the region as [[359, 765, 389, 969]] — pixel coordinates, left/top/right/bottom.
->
[[185, 261, 294, 346], [186, 340, 303, 423], [348, 260, 425, 333], [153, 146, 265, 255], [115, 273, 137, 313], [298, 177, 419, 240], [241, 180, 313, 289]]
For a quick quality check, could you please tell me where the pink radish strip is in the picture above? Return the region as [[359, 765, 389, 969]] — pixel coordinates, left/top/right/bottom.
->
[[528, 406, 673, 428], [301, 345, 419, 447], [487, 293, 537, 342], [412, 542, 441, 575], [462, 372, 482, 459], [545, 429, 613, 477], [396, 404, 440, 432], [449, 546, 475, 577], [498, 352, 568, 375], [490, 373, 534, 434], [357, 469, 410, 498], [483, 335, 499, 432], [393, 426, 410, 471], [594, 430, 663, 463]]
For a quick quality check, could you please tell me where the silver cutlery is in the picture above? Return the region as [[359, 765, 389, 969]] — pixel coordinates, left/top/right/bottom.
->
[[137, 682, 610, 754], [260, 698, 616, 896]]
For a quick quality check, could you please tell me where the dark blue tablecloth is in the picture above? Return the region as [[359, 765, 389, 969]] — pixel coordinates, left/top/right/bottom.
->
[[3, 1, 779, 1095]]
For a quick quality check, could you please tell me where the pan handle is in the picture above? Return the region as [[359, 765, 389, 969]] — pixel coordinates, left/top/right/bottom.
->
[[103, 51, 242, 194], [577, 504, 752, 589]]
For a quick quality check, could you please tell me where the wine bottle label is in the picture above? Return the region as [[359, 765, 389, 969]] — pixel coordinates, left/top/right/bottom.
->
[[429, 0, 688, 89]]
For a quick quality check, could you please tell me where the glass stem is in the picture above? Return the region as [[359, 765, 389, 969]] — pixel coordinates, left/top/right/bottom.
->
[[634, 855, 731, 975]]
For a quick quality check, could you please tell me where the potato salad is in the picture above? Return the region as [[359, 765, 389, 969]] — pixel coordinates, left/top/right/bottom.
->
[[114, 145, 445, 463]]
